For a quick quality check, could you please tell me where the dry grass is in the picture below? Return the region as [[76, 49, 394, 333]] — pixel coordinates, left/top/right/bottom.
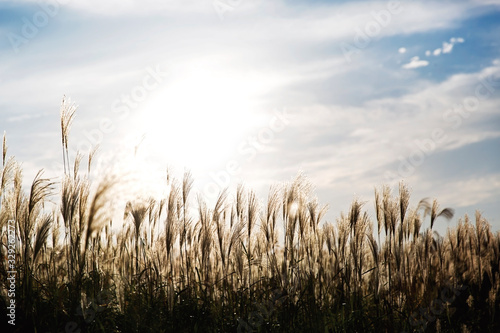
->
[[0, 99, 499, 332]]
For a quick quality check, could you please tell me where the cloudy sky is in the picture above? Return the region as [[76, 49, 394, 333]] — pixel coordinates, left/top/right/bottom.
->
[[1, 0, 500, 233]]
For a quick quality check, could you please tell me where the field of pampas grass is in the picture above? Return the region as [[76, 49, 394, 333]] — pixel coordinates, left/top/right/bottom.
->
[[1, 99, 500, 333]]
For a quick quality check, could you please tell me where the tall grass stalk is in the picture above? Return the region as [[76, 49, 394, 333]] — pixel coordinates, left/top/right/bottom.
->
[[1, 98, 499, 332]]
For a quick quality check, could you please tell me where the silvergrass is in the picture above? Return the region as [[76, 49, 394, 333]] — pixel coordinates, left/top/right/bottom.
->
[[1, 97, 498, 332], [418, 197, 455, 230], [33, 214, 52, 264], [60, 96, 77, 176]]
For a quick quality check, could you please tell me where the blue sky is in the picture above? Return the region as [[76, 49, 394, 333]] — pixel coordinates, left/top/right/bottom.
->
[[1, 0, 499, 234]]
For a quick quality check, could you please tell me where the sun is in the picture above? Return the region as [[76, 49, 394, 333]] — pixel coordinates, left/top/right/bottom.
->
[[130, 61, 273, 180]]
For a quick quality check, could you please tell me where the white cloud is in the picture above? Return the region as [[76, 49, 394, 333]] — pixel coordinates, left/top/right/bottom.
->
[[7, 113, 43, 122], [398, 47, 407, 54], [450, 37, 465, 43], [429, 37, 465, 57], [442, 41, 454, 53], [425, 50, 431, 56], [402, 56, 429, 69], [443, 37, 465, 54]]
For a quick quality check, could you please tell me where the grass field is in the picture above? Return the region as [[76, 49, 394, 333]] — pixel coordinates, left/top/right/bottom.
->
[[1, 99, 499, 332]]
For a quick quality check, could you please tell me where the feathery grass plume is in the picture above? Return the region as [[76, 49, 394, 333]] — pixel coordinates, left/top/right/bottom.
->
[[374, 187, 384, 248], [399, 182, 410, 232], [367, 232, 379, 275], [165, 182, 180, 275], [475, 211, 490, 285], [348, 199, 370, 293], [411, 210, 422, 240], [234, 184, 247, 282], [73, 151, 83, 180], [52, 212, 60, 249], [28, 170, 54, 219], [261, 185, 281, 277], [214, 189, 228, 271], [297, 197, 308, 246], [61, 174, 82, 279], [177, 171, 193, 287], [0, 156, 15, 193], [378, 184, 400, 311], [23, 170, 54, 261], [307, 199, 328, 236], [0, 132, 14, 215], [348, 199, 363, 233], [236, 183, 246, 222], [60, 96, 77, 176], [228, 214, 245, 271], [33, 214, 52, 264], [145, 197, 157, 248], [233, 238, 245, 288], [88, 145, 99, 175], [281, 174, 311, 288], [324, 222, 335, 255], [0, 156, 16, 213], [78, 179, 90, 232], [182, 170, 193, 209], [196, 194, 213, 284], [81, 174, 116, 274], [247, 190, 258, 241], [381, 185, 392, 236], [246, 189, 258, 291], [125, 198, 150, 276], [418, 198, 455, 230], [11, 162, 23, 223], [61, 175, 80, 229]]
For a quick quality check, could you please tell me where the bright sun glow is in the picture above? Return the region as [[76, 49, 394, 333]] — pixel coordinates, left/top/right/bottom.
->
[[125, 60, 277, 192], [142, 67, 258, 164]]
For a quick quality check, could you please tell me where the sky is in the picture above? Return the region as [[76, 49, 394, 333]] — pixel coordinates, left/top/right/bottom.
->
[[1, 0, 500, 235]]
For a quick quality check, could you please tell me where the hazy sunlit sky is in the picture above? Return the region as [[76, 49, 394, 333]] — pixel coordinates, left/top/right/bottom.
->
[[1, 0, 499, 233]]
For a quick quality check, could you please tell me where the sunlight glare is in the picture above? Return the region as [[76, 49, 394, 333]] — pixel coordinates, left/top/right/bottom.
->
[[137, 64, 265, 171]]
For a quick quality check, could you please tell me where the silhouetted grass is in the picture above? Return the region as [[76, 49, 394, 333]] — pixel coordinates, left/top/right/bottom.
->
[[0, 99, 499, 332]]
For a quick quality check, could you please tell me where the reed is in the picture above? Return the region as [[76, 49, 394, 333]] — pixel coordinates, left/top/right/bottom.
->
[[1, 99, 499, 332]]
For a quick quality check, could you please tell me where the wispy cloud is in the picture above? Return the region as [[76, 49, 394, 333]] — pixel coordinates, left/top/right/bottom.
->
[[432, 37, 465, 56], [6, 113, 43, 122], [402, 56, 429, 69]]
